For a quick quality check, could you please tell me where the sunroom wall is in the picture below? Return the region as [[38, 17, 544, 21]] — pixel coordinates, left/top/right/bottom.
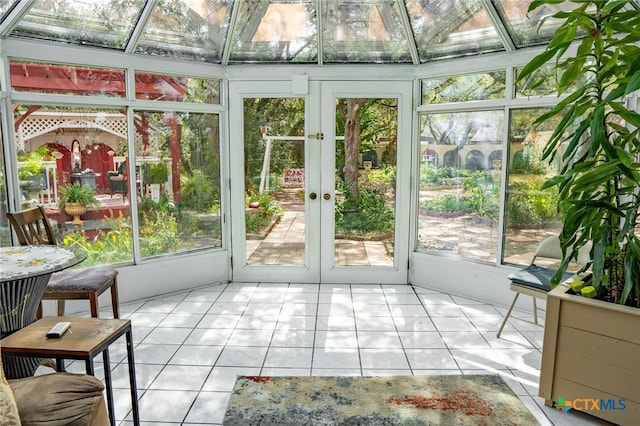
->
[[0, 37, 565, 312]]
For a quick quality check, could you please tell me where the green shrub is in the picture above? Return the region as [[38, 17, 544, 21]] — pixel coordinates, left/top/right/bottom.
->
[[506, 177, 561, 225], [335, 188, 394, 233], [62, 213, 133, 266], [245, 192, 282, 234], [145, 162, 169, 184], [420, 171, 500, 219], [181, 170, 218, 212], [61, 208, 179, 265], [140, 208, 178, 256], [420, 194, 467, 212], [420, 165, 457, 186]]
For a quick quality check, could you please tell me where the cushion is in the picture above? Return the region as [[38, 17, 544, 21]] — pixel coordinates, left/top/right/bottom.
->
[[10, 372, 106, 426], [0, 352, 21, 426], [508, 264, 574, 291], [46, 268, 117, 293]]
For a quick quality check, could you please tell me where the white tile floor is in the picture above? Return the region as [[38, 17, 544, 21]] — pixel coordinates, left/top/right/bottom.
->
[[64, 282, 612, 425]]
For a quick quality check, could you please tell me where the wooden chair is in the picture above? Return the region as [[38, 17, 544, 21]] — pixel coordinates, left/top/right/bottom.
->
[[6, 206, 119, 319], [496, 235, 590, 338]]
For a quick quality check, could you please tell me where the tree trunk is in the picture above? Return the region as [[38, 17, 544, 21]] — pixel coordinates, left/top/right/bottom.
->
[[343, 98, 366, 200]]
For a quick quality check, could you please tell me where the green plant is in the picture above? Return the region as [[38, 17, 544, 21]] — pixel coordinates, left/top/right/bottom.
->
[[62, 213, 133, 266], [139, 209, 178, 256], [506, 178, 561, 225], [245, 192, 282, 234], [420, 165, 457, 187], [145, 162, 169, 184], [180, 170, 217, 212], [17, 149, 48, 181], [335, 188, 394, 234], [420, 194, 467, 213], [58, 184, 98, 209], [518, 0, 640, 307]]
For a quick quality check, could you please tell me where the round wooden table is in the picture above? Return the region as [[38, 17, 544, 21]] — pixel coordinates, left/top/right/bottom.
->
[[0, 245, 86, 378]]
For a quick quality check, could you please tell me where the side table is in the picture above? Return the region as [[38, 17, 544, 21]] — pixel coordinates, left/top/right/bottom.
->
[[0, 316, 140, 426], [1, 246, 86, 379]]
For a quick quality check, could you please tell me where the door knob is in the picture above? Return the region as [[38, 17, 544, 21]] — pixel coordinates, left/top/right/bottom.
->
[[309, 192, 317, 200], [323, 193, 331, 200]]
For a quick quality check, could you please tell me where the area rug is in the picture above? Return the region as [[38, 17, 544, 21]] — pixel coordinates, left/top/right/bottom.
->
[[222, 375, 539, 425]]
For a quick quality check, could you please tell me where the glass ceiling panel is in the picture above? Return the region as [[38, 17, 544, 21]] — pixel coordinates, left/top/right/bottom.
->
[[10, 0, 145, 49], [406, 0, 504, 63], [228, 0, 317, 64], [0, 0, 586, 66], [322, 0, 411, 64], [0, 0, 16, 17], [494, 0, 580, 48], [135, 0, 231, 63]]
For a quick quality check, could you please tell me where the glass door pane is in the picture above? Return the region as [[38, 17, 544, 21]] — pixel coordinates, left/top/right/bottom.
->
[[320, 81, 411, 284], [334, 97, 396, 267], [243, 97, 306, 266]]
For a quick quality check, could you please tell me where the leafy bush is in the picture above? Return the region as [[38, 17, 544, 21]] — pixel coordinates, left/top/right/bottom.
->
[[420, 165, 458, 186], [462, 172, 500, 219], [245, 192, 282, 234], [145, 162, 169, 183], [139, 208, 178, 256], [62, 213, 133, 266], [180, 170, 218, 212], [334, 165, 396, 235], [335, 188, 394, 234], [61, 208, 179, 265], [420, 194, 468, 213], [420, 170, 500, 219], [506, 177, 560, 225]]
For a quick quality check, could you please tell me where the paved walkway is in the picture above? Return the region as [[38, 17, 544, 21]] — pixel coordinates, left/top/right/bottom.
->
[[247, 205, 393, 267]]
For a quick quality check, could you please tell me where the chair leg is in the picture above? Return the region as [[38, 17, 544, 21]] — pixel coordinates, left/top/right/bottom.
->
[[533, 298, 539, 325], [57, 300, 65, 316], [110, 278, 120, 319], [89, 292, 99, 318], [36, 302, 43, 320], [497, 293, 520, 338]]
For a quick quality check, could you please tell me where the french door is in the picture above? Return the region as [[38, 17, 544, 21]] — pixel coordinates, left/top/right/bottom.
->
[[229, 80, 412, 283]]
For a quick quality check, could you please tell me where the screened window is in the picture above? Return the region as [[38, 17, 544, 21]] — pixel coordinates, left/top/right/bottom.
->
[[422, 71, 506, 104], [502, 108, 563, 265], [417, 110, 503, 263], [12, 105, 133, 266], [134, 111, 222, 259]]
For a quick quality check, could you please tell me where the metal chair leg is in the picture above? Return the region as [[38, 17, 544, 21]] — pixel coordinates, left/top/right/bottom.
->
[[497, 293, 520, 338]]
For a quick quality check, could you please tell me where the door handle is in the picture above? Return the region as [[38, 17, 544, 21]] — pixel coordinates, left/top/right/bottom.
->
[[323, 193, 331, 200], [308, 132, 324, 140], [309, 192, 317, 200]]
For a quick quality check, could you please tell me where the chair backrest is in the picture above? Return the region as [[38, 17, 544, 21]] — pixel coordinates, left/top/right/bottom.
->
[[118, 160, 127, 175], [6, 206, 58, 246], [533, 235, 592, 266]]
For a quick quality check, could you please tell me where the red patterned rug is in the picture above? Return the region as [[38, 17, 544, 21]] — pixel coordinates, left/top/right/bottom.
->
[[223, 375, 539, 425]]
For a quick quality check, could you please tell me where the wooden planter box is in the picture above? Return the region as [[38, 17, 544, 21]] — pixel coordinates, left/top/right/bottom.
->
[[539, 284, 640, 425]]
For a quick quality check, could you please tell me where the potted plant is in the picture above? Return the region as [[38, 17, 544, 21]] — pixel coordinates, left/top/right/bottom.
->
[[517, 1, 640, 423], [58, 184, 98, 225]]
